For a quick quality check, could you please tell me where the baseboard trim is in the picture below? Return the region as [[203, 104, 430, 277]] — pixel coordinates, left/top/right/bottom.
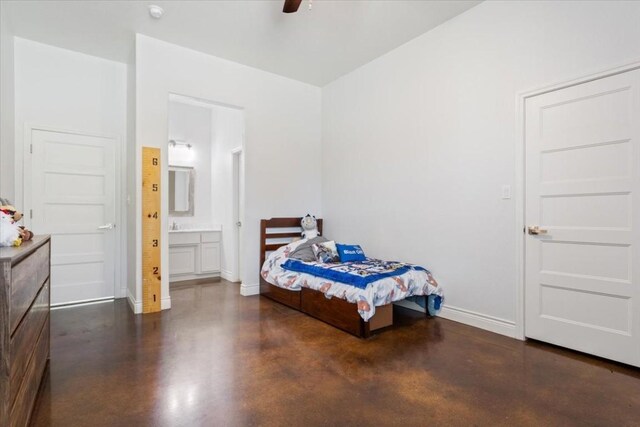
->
[[240, 282, 260, 296], [394, 300, 516, 338], [169, 272, 220, 282], [170, 277, 221, 287], [126, 290, 170, 312], [51, 298, 114, 310], [438, 304, 517, 338], [221, 269, 238, 282], [127, 289, 142, 314]]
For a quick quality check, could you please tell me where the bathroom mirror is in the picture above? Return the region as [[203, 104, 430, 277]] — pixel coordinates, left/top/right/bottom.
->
[[169, 166, 195, 216]]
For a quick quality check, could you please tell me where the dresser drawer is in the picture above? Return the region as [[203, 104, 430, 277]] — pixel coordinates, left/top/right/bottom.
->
[[10, 316, 49, 427], [10, 280, 50, 408], [10, 242, 50, 334]]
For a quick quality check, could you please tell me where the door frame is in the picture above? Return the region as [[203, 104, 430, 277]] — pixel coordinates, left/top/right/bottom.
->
[[515, 59, 640, 340], [22, 123, 126, 300], [231, 146, 244, 283], [166, 92, 247, 290]]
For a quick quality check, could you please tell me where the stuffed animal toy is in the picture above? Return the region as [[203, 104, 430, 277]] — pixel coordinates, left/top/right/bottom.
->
[[0, 200, 33, 244], [0, 211, 22, 247], [0, 204, 23, 222], [301, 214, 320, 239], [18, 226, 33, 242]]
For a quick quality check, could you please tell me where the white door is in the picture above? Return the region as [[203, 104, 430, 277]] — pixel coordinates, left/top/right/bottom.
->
[[30, 129, 117, 305], [525, 69, 640, 367]]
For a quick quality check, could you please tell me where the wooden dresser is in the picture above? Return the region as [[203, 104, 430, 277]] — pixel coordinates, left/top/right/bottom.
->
[[0, 235, 51, 427]]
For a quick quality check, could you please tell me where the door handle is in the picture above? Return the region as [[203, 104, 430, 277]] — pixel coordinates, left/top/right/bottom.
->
[[527, 225, 548, 235], [98, 223, 115, 230]]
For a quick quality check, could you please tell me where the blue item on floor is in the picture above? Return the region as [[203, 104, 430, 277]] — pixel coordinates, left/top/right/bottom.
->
[[427, 294, 442, 316]]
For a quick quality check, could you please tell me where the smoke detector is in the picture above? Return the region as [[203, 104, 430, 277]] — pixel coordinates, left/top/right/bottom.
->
[[148, 5, 164, 19]]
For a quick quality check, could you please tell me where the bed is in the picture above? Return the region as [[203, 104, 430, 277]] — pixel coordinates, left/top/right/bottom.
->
[[259, 217, 443, 338]]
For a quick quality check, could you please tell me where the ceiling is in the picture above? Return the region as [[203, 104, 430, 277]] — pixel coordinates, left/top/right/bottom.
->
[[2, 0, 480, 86]]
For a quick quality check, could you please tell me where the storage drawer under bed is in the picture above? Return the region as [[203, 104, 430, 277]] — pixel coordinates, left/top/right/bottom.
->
[[300, 287, 393, 336], [260, 282, 301, 310]]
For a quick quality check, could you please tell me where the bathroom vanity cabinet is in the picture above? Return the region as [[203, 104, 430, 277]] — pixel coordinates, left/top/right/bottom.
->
[[168, 230, 221, 283]]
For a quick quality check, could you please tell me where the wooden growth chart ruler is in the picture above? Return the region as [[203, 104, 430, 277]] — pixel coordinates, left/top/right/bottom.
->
[[142, 147, 162, 313]]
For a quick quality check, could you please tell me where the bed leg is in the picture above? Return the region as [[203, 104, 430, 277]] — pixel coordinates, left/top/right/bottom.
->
[[361, 320, 371, 338]]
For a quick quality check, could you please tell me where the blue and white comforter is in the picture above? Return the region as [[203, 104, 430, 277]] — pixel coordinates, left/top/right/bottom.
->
[[261, 239, 444, 321]]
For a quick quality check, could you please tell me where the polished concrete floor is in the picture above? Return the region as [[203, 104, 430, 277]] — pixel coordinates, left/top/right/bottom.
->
[[31, 280, 640, 426]]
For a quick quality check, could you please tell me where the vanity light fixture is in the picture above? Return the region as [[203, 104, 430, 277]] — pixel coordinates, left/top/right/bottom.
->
[[149, 5, 164, 19], [169, 139, 192, 150]]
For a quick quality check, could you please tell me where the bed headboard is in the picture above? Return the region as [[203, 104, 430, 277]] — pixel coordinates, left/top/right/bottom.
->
[[259, 217, 324, 270]]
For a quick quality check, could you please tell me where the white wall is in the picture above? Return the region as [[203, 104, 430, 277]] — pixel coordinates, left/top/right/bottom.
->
[[321, 0, 640, 336], [135, 34, 321, 310], [0, 4, 15, 200], [168, 100, 213, 227], [13, 38, 129, 298], [210, 104, 244, 281], [126, 56, 137, 304]]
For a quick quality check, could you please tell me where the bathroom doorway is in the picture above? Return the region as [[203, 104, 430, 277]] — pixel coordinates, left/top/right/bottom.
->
[[231, 147, 244, 283], [167, 93, 245, 286]]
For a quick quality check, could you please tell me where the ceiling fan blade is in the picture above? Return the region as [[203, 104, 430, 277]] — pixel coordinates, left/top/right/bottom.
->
[[283, 0, 302, 13]]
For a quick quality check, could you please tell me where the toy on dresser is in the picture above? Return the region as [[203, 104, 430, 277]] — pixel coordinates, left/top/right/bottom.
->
[[0, 198, 34, 247]]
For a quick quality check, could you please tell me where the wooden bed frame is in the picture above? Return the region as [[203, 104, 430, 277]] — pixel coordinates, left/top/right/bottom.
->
[[259, 217, 394, 338]]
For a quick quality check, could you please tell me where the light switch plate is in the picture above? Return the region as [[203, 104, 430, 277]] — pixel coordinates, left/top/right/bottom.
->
[[502, 185, 512, 200]]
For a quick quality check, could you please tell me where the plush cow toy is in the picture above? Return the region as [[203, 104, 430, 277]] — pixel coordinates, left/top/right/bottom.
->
[[300, 214, 320, 240]]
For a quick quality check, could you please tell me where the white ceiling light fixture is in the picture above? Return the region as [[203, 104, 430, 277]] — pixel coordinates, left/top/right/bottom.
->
[[148, 5, 164, 19]]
